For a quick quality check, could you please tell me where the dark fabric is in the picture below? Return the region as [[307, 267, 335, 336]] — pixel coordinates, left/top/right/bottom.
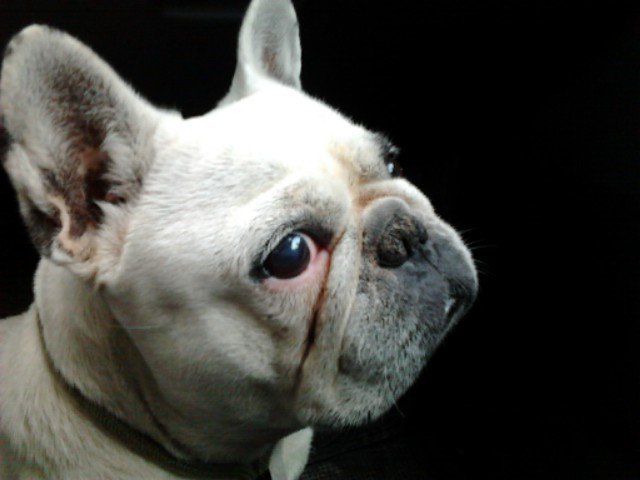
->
[[288, 412, 464, 480]]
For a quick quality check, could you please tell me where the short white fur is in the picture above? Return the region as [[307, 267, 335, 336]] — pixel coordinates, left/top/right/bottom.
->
[[0, 0, 477, 479]]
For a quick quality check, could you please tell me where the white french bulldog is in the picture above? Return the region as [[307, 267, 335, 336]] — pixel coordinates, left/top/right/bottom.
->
[[0, 0, 477, 479]]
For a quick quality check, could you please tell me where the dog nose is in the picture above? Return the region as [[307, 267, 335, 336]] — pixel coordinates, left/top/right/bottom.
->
[[364, 197, 478, 317], [375, 209, 427, 268]]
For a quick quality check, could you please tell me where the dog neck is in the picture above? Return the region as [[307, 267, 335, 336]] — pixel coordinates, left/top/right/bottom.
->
[[32, 259, 270, 479]]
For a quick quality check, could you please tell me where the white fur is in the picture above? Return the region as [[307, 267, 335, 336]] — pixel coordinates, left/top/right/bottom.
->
[[0, 0, 476, 478], [220, 0, 302, 105]]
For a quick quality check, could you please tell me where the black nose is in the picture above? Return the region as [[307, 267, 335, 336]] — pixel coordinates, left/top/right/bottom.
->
[[363, 197, 478, 332], [365, 198, 478, 301], [375, 211, 427, 268]]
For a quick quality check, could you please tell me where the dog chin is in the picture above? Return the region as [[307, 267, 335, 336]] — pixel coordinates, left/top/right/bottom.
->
[[303, 391, 398, 429], [295, 366, 418, 429]]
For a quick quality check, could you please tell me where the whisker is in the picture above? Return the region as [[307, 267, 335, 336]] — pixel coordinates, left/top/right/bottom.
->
[[457, 227, 478, 237]]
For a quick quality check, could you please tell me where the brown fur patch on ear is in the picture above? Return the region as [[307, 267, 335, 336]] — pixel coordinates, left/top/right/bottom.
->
[[262, 50, 279, 79], [40, 149, 114, 241], [37, 62, 127, 240]]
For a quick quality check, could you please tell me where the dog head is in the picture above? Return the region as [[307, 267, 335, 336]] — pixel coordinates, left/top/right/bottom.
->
[[1, 0, 476, 460]]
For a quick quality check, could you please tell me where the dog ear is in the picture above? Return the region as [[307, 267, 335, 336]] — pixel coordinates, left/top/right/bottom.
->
[[220, 0, 302, 105], [0, 25, 160, 279]]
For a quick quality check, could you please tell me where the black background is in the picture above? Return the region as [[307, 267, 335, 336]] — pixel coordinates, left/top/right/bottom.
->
[[0, 1, 639, 478]]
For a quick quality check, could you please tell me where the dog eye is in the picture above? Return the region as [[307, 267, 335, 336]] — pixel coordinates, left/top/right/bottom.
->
[[383, 143, 402, 178], [263, 233, 312, 279], [385, 158, 403, 178]]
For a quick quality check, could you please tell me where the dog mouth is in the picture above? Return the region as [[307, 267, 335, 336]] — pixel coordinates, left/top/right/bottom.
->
[[299, 306, 321, 374], [443, 295, 466, 325], [444, 279, 476, 325], [297, 264, 330, 380], [295, 228, 349, 385]]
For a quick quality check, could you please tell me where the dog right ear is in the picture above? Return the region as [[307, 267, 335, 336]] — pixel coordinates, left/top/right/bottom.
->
[[219, 0, 302, 106], [0, 25, 160, 279]]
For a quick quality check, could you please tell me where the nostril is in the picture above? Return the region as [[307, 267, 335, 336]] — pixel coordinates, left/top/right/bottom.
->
[[377, 233, 412, 268], [375, 214, 428, 269], [364, 200, 428, 269]]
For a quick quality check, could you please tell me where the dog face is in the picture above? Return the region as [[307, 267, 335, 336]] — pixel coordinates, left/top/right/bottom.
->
[[1, 0, 476, 459]]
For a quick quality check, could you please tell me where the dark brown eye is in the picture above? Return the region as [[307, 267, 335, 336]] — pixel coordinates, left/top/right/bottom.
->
[[263, 233, 311, 279], [382, 139, 402, 177], [385, 158, 402, 177]]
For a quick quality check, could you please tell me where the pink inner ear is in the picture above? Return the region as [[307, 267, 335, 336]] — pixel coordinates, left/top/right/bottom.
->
[[104, 192, 125, 204], [42, 144, 117, 240], [82, 148, 111, 205], [262, 49, 280, 78]]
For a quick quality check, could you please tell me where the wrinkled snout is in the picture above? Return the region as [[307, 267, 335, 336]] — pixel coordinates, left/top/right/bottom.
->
[[364, 197, 478, 326], [323, 195, 478, 425]]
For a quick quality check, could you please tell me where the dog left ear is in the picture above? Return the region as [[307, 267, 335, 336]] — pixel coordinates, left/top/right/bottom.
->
[[0, 25, 161, 280], [219, 0, 302, 105]]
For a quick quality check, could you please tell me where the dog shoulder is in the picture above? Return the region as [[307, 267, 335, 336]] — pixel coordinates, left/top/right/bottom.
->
[[0, 309, 43, 479]]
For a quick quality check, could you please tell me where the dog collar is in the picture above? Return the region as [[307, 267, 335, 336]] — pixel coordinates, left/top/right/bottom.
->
[[36, 313, 270, 480]]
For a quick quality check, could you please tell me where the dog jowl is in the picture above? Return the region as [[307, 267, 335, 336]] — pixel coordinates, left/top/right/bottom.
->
[[0, 0, 477, 479]]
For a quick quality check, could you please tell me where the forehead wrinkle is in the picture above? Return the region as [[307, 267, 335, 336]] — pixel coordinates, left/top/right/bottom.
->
[[329, 143, 358, 176], [329, 136, 385, 187], [237, 173, 347, 226]]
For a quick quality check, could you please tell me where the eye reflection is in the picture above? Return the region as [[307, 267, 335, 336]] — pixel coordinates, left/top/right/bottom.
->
[[386, 159, 402, 177], [262, 233, 311, 279]]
